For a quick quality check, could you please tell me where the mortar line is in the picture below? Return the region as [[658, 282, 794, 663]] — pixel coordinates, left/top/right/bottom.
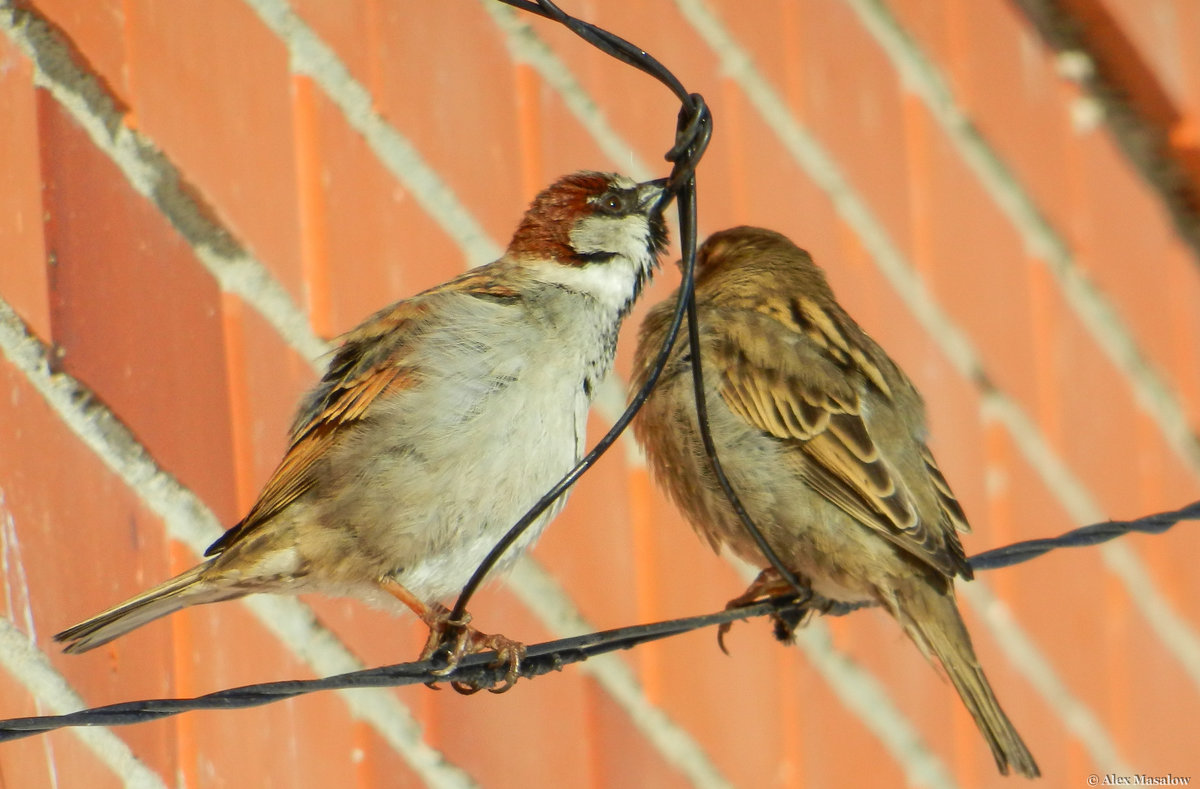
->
[[722, 558, 962, 789], [480, 2, 656, 183], [0, 619, 168, 789], [507, 560, 733, 789]]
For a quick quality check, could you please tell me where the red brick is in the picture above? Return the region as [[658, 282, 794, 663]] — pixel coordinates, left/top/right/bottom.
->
[[38, 94, 240, 524], [531, 414, 642, 629], [31, 0, 129, 106], [887, 0, 959, 87], [710, 85, 845, 258], [1118, 589, 1200, 768], [424, 586, 593, 789], [0, 673, 71, 789], [1082, 0, 1189, 117], [219, 293, 315, 513], [653, 625, 788, 788], [353, 721, 429, 789], [1087, 549, 1200, 772], [0, 690, 129, 789], [830, 584, 1011, 781], [1071, 127, 1191, 409], [1178, 0, 1200, 123], [637, 491, 788, 788], [0, 354, 178, 779], [521, 69, 637, 200], [1051, 307, 1145, 515], [913, 100, 1042, 415], [368, 2, 526, 248], [301, 82, 467, 337], [1165, 244, 1200, 431], [297, 591, 429, 723], [965, 444, 1075, 783], [586, 682, 693, 789], [798, 0, 916, 261], [710, 1, 790, 98], [1131, 413, 1200, 630], [624, 468, 672, 699], [950, 0, 1077, 242], [288, 0, 376, 96], [534, 1, 718, 181], [126, 0, 303, 302], [180, 663, 362, 788], [162, 582, 393, 786], [788, 636, 911, 788], [988, 423, 1115, 744], [0, 42, 50, 341]]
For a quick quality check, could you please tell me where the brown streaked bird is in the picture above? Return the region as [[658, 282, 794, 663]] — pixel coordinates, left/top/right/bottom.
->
[[631, 226, 1038, 776], [57, 171, 668, 689]]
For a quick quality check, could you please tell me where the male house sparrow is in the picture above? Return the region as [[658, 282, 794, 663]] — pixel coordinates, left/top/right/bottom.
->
[[57, 172, 668, 686], [632, 227, 1038, 776]]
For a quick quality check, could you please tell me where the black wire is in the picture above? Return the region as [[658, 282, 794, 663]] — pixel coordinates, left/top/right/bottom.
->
[[0, 597, 802, 743], [684, 295, 810, 599], [4, 500, 1195, 743], [496, 0, 691, 104], [968, 499, 1200, 571]]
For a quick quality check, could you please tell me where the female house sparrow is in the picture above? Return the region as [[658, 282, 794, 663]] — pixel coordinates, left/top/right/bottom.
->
[[57, 172, 668, 685], [632, 227, 1038, 777]]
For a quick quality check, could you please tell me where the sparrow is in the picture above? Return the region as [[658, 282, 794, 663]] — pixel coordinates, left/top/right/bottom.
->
[[57, 171, 669, 690], [631, 226, 1039, 776]]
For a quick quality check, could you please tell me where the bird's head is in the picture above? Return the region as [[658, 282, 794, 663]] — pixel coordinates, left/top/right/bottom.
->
[[507, 171, 669, 315]]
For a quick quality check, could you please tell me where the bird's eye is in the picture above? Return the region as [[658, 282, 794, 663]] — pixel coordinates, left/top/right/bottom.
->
[[597, 192, 626, 215]]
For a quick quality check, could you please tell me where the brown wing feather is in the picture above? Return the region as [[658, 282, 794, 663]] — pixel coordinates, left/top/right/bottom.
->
[[921, 445, 971, 534], [713, 303, 966, 578], [206, 267, 521, 557]]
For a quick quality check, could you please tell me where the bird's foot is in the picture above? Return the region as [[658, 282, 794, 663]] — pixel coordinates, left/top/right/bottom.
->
[[419, 604, 527, 694], [717, 568, 815, 654]]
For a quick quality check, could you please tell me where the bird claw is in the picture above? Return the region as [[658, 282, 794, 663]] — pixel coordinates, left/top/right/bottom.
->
[[418, 605, 526, 694], [717, 568, 814, 654]]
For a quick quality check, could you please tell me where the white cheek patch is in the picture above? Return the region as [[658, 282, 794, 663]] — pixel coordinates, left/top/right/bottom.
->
[[525, 214, 654, 311], [569, 214, 652, 264], [531, 256, 643, 312]]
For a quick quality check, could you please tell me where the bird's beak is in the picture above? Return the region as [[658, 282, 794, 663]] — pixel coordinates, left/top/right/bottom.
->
[[638, 177, 671, 215]]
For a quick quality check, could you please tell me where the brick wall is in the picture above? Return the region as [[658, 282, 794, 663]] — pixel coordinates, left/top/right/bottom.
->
[[2, 1, 1198, 787]]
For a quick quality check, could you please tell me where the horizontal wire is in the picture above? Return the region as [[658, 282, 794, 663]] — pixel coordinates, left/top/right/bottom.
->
[[3, 498, 1194, 742], [967, 499, 1200, 571]]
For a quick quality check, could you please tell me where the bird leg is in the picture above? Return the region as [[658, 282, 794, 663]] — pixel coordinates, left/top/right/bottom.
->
[[717, 568, 816, 654], [380, 580, 526, 694]]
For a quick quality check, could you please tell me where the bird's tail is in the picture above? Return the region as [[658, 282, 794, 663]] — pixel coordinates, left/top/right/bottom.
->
[[896, 583, 1040, 778], [54, 563, 243, 654]]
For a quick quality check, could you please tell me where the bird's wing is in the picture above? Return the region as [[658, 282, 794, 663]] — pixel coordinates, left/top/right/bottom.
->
[[712, 300, 969, 578], [205, 268, 521, 557]]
